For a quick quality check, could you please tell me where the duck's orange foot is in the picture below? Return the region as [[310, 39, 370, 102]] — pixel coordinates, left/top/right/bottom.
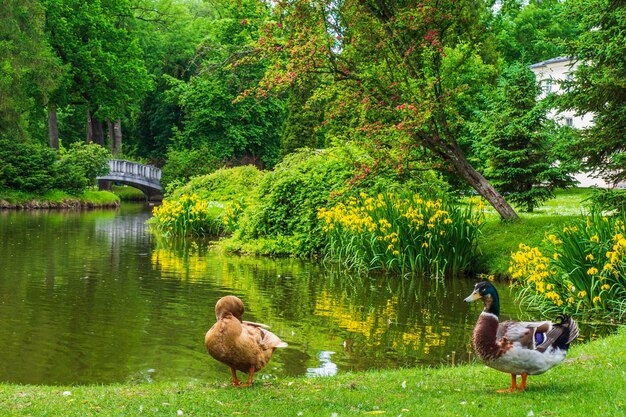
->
[[518, 373, 528, 391], [230, 368, 242, 387], [496, 374, 519, 393], [240, 367, 255, 388]]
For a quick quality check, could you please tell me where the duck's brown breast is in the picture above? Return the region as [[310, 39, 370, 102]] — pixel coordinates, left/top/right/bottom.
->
[[471, 313, 512, 361]]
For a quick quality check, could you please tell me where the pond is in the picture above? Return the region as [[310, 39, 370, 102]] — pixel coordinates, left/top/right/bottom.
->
[[0, 204, 610, 385]]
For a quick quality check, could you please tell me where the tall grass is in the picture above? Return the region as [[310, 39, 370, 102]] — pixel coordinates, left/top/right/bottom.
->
[[149, 193, 224, 237], [318, 193, 485, 277], [509, 210, 626, 322]]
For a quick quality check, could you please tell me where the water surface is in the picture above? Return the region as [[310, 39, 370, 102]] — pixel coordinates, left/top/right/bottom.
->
[[0, 204, 608, 385]]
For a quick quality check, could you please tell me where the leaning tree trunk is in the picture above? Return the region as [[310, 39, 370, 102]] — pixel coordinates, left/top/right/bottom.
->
[[446, 142, 519, 221], [48, 105, 59, 150], [108, 119, 122, 156]]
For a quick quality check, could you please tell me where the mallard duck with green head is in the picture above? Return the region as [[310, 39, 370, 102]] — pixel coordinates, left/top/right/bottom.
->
[[205, 295, 288, 387], [464, 281, 579, 392]]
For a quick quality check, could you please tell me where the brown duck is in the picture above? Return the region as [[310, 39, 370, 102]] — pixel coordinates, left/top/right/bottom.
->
[[465, 281, 579, 392], [205, 295, 288, 387]]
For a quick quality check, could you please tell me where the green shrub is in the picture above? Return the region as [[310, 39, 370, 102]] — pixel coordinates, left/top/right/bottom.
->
[[240, 148, 355, 256], [52, 142, 110, 195], [150, 166, 264, 238], [58, 142, 111, 185], [227, 145, 449, 257], [0, 137, 57, 193], [54, 162, 89, 195], [509, 210, 626, 322], [168, 165, 264, 202], [319, 193, 485, 276]]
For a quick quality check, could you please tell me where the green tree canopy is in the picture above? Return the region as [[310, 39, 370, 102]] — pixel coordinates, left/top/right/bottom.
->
[[243, 0, 519, 219], [166, 0, 286, 169], [43, 0, 152, 121], [129, 0, 212, 161], [562, 0, 626, 184], [476, 63, 574, 212], [0, 0, 60, 139], [490, 0, 580, 66]]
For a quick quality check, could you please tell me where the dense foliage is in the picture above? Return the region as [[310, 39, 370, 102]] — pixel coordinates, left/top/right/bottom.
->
[[490, 0, 580, 65], [42, 0, 152, 121], [0, 138, 109, 195], [160, 148, 220, 189], [231, 148, 357, 256], [0, 0, 59, 140], [156, 146, 449, 257], [59, 142, 111, 184], [168, 165, 264, 203], [140, 0, 286, 179], [279, 82, 326, 157], [243, 0, 536, 219], [586, 189, 626, 213], [0, 138, 58, 193]]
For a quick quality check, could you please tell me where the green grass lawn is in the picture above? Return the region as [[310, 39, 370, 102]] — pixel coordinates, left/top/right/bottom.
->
[[477, 188, 594, 276], [1, 327, 623, 416]]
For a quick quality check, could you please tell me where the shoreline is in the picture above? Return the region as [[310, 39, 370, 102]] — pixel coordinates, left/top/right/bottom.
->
[[0, 189, 122, 210], [0, 199, 120, 210]]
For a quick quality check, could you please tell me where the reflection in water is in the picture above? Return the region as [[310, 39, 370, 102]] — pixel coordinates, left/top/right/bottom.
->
[[0, 205, 617, 385], [307, 351, 338, 377]]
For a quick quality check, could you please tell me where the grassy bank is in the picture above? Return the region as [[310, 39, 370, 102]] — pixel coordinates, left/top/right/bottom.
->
[[477, 188, 593, 276], [0, 189, 120, 209], [0, 327, 623, 416]]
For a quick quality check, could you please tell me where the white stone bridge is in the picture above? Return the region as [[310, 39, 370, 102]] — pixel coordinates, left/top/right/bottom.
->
[[97, 160, 163, 201]]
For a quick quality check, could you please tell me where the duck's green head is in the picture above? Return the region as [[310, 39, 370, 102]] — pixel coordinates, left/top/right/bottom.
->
[[464, 281, 500, 317]]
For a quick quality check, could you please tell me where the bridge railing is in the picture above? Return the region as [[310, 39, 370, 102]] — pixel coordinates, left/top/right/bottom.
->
[[108, 160, 161, 183]]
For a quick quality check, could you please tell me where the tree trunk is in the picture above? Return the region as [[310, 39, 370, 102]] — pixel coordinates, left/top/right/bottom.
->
[[86, 109, 93, 143], [86, 110, 105, 145], [92, 117, 105, 145], [48, 105, 59, 150], [446, 143, 519, 221], [108, 119, 122, 156]]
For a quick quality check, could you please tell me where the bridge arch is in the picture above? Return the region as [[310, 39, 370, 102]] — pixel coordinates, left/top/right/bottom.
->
[[97, 160, 163, 201]]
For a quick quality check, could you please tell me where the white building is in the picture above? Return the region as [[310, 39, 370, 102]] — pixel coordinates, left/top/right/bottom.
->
[[529, 56, 618, 188], [529, 56, 594, 129]]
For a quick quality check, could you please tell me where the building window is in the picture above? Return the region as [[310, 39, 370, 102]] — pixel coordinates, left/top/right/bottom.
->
[[565, 117, 574, 127], [541, 79, 553, 94]]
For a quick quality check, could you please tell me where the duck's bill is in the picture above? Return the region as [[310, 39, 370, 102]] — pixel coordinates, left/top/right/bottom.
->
[[464, 290, 482, 303]]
